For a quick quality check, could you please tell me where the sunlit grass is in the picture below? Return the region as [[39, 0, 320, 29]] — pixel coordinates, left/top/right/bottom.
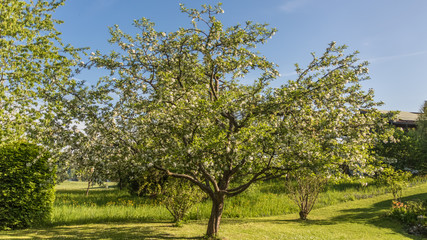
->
[[2, 182, 426, 239], [50, 176, 427, 225], [52, 182, 171, 225]]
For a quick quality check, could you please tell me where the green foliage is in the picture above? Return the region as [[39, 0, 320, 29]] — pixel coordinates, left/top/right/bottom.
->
[[49, 178, 426, 226], [374, 124, 423, 172], [127, 170, 168, 197], [75, 2, 385, 236], [389, 200, 427, 236], [377, 167, 412, 200], [0, 141, 56, 230], [416, 101, 427, 174], [158, 178, 206, 224], [0, 0, 81, 144], [5, 181, 427, 240], [374, 103, 427, 175]]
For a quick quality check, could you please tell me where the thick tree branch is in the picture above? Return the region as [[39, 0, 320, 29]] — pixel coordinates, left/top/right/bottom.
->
[[154, 165, 213, 195], [198, 163, 220, 192]]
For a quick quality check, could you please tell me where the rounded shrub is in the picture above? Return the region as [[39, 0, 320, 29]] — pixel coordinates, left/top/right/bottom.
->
[[0, 141, 56, 230], [127, 170, 168, 197]]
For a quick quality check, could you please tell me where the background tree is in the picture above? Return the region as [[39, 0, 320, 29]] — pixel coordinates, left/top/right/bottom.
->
[[374, 126, 421, 171], [374, 105, 427, 175], [78, 4, 385, 237], [416, 101, 427, 174], [0, 0, 81, 149]]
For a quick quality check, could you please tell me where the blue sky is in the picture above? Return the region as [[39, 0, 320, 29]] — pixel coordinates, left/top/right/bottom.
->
[[54, 0, 427, 112]]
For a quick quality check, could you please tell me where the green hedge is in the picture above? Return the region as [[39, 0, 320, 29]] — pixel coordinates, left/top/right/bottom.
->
[[0, 141, 56, 230]]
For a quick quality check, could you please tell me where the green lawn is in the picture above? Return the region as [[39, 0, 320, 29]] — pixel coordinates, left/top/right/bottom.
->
[[1, 182, 426, 239]]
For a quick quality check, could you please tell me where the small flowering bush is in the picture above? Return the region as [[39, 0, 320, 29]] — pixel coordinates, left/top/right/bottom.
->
[[158, 177, 206, 225], [377, 167, 411, 200], [389, 199, 427, 236], [285, 170, 328, 220]]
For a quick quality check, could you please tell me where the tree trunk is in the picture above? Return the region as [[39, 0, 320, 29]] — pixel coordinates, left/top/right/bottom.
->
[[206, 193, 225, 238], [86, 179, 92, 196], [119, 178, 124, 190], [299, 210, 308, 220]]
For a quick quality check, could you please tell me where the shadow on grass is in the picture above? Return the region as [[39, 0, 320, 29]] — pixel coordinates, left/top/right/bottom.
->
[[49, 218, 170, 227], [330, 192, 427, 223], [245, 192, 427, 239], [0, 223, 203, 240], [327, 192, 427, 239], [4, 192, 425, 239]]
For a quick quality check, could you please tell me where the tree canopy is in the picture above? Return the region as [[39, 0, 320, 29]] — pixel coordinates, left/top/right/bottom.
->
[[0, 0, 80, 146], [66, 3, 388, 237], [416, 101, 427, 173]]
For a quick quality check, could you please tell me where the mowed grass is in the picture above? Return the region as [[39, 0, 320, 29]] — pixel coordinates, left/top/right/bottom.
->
[[0, 180, 426, 239]]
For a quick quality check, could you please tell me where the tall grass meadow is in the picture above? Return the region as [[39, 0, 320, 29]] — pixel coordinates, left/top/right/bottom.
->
[[52, 176, 427, 225]]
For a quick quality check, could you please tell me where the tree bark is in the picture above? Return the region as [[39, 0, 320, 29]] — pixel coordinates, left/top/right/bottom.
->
[[299, 210, 308, 220], [206, 192, 225, 238], [86, 179, 92, 196]]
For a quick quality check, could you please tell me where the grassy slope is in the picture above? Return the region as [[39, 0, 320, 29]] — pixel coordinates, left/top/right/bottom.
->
[[1, 182, 426, 240]]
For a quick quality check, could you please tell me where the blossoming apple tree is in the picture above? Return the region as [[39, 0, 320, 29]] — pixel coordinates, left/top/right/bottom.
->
[[0, 0, 81, 146], [81, 3, 385, 237]]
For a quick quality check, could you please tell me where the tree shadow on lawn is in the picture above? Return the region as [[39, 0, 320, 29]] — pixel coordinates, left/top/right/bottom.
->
[[325, 192, 427, 239], [50, 213, 172, 227], [246, 192, 427, 239], [329, 192, 426, 224], [0, 223, 203, 240]]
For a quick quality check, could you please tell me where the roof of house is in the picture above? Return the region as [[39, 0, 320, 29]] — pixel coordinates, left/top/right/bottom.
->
[[379, 110, 421, 122]]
